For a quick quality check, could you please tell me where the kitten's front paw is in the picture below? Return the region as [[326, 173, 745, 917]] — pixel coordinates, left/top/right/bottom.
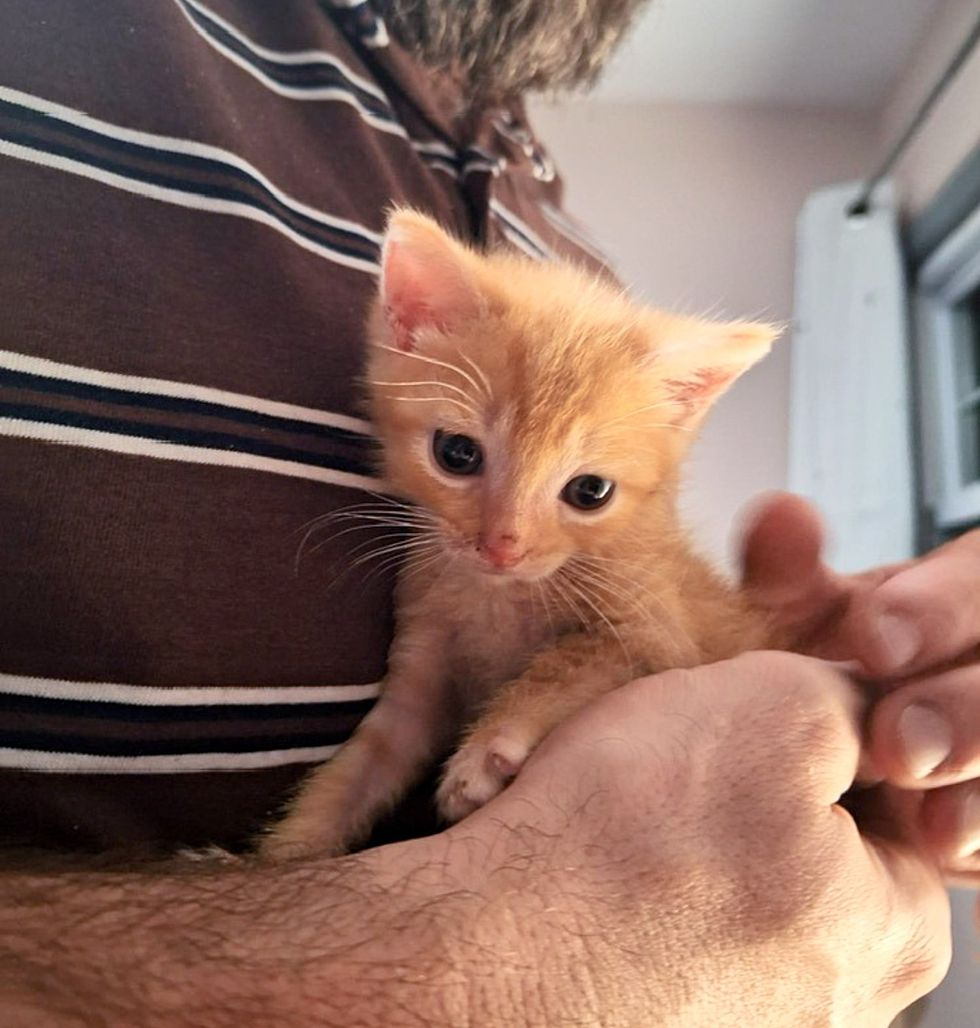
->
[[437, 733, 530, 823], [257, 830, 320, 863], [257, 813, 349, 862]]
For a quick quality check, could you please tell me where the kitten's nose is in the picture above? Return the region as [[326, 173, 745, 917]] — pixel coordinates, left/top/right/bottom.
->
[[479, 533, 525, 569]]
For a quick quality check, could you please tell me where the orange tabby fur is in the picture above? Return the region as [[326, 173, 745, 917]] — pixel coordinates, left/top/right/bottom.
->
[[260, 211, 781, 859]]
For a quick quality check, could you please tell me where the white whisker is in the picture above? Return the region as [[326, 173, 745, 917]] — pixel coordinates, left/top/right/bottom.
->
[[569, 562, 652, 624], [312, 528, 426, 561], [558, 566, 633, 670], [634, 421, 693, 434], [398, 550, 449, 585], [361, 544, 442, 585], [346, 537, 441, 571], [569, 555, 697, 664], [533, 578, 557, 637], [329, 512, 435, 528], [293, 501, 438, 571], [290, 511, 338, 538], [373, 343, 486, 399], [327, 501, 430, 517], [456, 349, 492, 401], [594, 402, 686, 434], [369, 378, 476, 404], [547, 569, 589, 632], [295, 516, 406, 572], [381, 395, 479, 416]]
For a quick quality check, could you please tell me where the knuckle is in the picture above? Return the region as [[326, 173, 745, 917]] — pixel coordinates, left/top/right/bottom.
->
[[762, 653, 852, 724], [881, 921, 952, 1001], [728, 649, 832, 697], [780, 672, 858, 773], [708, 652, 858, 764], [722, 651, 821, 714], [618, 667, 701, 713], [728, 649, 807, 678]]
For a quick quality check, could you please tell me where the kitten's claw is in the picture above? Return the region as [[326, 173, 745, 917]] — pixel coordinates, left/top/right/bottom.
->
[[177, 845, 242, 865], [485, 735, 527, 780], [437, 733, 530, 823]]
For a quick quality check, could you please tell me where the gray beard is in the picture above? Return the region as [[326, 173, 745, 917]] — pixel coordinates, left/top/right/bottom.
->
[[373, 0, 650, 102]]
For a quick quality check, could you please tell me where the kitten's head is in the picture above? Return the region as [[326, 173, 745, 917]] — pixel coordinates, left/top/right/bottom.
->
[[366, 211, 777, 582]]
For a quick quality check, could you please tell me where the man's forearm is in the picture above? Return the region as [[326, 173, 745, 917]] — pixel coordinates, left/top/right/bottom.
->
[[0, 834, 532, 1027]]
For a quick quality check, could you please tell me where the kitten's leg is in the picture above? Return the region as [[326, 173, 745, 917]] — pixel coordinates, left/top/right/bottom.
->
[[260, 628, 452, 860], [437, 633, 633, 822]]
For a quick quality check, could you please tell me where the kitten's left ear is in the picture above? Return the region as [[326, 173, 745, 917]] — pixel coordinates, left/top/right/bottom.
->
[[380, 210, 483, 352], [654, 318, 780, 424]]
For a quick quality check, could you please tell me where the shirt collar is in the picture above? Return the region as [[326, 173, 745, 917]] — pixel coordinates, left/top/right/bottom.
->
[[320, 0, 483, 150]]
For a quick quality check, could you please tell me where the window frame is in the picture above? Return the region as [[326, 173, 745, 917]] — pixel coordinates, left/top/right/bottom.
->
[[914, 200, 980, 529]]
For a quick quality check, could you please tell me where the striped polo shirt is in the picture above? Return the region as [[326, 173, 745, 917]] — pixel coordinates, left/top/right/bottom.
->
[[0, 0, 605, 851]]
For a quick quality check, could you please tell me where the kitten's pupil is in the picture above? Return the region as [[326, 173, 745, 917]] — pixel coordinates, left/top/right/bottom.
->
[[562, 474, 615, 511], [433, 430, 484, 476]]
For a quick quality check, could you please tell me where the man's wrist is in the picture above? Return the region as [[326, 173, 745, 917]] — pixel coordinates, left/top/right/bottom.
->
[[0, 829, 553, 1027]]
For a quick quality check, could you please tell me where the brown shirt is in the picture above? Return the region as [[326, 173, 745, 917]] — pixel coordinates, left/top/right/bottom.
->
[[0, 0, 605, 851]]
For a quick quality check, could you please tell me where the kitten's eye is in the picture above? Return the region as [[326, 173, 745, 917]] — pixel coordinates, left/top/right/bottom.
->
[[433, 430, 484, 476], [561, 475, 615, 511]]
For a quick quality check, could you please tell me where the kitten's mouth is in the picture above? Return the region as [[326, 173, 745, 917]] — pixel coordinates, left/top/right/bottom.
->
[[482, 563, 524, 580], [443, 531, 563, 582], [475, 554, 564, 583]]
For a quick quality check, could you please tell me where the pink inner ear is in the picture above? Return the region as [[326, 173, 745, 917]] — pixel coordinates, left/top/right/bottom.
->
[[383, 296, 437, 353], [664, 366, 735, 417], [381, 234, 478, 352]]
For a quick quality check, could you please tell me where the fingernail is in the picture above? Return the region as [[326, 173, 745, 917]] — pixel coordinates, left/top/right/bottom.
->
[[874, 611, 922, 669], [958, 791, 980, 860], [897, 704, 952, 778]]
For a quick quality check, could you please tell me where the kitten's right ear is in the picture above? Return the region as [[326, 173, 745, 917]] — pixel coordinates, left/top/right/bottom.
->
[[652, 316, 780, 425], [380, 210, 482, 352]]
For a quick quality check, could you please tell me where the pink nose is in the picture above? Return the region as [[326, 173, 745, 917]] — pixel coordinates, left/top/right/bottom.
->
[[479, 534, 525, 569]]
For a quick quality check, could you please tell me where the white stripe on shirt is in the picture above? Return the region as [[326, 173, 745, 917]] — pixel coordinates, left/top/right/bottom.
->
[[0, 139, 381, 274], [0, 349, 373, 438], [0, 672, 380, 706], [0, 417, 383, 491], [179, 0, 389, 101], [173, 0, 402, 135], [0, 745, 341, 773], [0, 85, 385, 246], [489, 199, 555, 261]]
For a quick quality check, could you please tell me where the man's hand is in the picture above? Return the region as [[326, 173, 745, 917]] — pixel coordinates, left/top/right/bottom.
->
[[0, 652, 949, 1026], [458, 652, 950, 1025], [742, 492, 980, 885]]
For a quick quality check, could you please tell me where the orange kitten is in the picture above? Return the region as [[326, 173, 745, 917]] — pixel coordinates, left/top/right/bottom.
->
[[260, 211, 780, 859]]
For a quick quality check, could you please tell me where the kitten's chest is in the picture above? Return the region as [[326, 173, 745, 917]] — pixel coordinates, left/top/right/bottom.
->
[[445, 579, 562, 710]]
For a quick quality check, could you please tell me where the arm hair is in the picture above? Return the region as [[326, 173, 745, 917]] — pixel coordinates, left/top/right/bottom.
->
[[0, 834, 555, 1028]]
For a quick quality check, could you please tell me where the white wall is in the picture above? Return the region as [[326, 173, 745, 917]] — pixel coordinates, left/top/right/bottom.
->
[[531, 100, 875, 564], [913, 890, 980, 1028], [878, 0, 980, 214]]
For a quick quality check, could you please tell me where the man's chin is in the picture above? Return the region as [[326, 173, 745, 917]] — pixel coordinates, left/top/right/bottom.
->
[[373, 0, 650, 100]]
